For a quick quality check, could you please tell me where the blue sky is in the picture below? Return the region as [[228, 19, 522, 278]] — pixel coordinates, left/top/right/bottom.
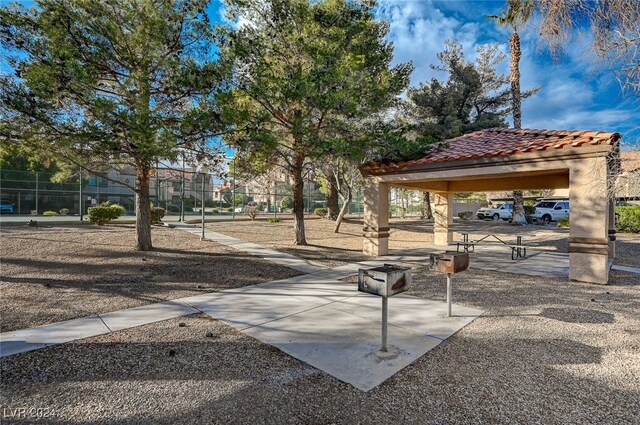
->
[[371, 0, 639, 145], [5, 0, 638, 146], [206, 0, 638, 144]]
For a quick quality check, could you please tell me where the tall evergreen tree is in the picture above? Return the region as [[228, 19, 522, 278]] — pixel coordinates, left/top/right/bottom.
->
[[0, 0, 231, 250], [407, 41, 514, 140], [222, 0, 411, 245]]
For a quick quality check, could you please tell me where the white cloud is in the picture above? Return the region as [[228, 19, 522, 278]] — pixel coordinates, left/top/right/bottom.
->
[[378, 0, 639, 139], [377, 0, 483, 84]]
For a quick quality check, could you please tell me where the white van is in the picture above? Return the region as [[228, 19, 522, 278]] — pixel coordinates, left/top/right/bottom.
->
[[531, 200, 569, 224]]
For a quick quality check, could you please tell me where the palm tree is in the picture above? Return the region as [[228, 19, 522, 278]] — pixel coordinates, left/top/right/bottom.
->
[[488, 0, 535, 224]]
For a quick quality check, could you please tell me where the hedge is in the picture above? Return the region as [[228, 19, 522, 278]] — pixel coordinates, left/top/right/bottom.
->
[[314, 208, 328, 218], [88, 201, 125, 225], [615, 205, 640, 233]]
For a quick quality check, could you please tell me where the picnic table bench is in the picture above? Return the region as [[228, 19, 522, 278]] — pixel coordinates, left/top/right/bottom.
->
[[456, 232, 530, 260]]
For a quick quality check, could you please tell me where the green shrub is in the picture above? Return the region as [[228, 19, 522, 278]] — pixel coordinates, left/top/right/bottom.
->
[[43, 210, 58, 216], [88, 201, 125, 225], [212, 208, 220, 214], [523, 205, 536, 216], [615, 205, 640, 233], [59, 208, 70, 215], [267, 217, 281, 223], [314, 208, 328, 218], [557, 216, 570, 228], [280, 196, 293, 209], [150, 207, 165, 224], [167, 205, 180, 213], [457, 211, 473, 220]]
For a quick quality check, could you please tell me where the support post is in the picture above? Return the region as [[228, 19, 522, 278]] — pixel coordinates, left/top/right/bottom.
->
[[433, 192, 453, 246], [363, 178, 389, 256], [569, 156, 610, 284], [381, 297, 388, 352]]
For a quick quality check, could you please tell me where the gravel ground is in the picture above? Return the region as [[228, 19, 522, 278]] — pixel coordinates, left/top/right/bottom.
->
[[207, 218, 639, 268], [0, 225, 300, 332], [2, 267, 638, 424]]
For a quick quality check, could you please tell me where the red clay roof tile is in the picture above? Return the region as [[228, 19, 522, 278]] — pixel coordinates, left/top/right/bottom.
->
[[363, 127, 621, 174]]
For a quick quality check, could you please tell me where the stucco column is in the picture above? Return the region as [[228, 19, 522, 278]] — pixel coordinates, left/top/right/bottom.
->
[[569, 156, 610, 284], [608, 198, 616, 259], [363, 178, 389, 256], [433, 192, 453, 246]]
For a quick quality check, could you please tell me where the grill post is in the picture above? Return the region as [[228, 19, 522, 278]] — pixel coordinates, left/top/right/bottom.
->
[[446, 273, 452, 317], [381, 297, 388, 352]]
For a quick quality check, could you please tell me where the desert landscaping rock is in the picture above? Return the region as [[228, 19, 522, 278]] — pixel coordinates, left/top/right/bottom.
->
[[0, 225, 301, 332], [1, 220, 637, 423], [2, 261, 639, 425]]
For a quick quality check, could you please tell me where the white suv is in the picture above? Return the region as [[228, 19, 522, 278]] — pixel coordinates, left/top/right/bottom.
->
[[531, 200, 569, 224], [476, 203, 513, 221]]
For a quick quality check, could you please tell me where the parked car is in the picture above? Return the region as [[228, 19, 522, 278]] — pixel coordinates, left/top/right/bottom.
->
[[234, 207, 244, 213], [531, 200, 569, 224], [0, 200, 14, 214], [476, 203, 513, 221]]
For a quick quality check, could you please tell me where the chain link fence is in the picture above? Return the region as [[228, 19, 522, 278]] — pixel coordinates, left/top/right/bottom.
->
[[0, 167, 371, 219], [0, 167, 489, 220]]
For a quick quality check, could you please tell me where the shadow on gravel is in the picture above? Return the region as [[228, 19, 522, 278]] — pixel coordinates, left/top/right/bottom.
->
[[3, 317, 634, 425], [540, 307, 615, 324]]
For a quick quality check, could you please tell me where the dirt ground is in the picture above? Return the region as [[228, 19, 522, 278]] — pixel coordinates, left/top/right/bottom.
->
[[2, 266, 638, 424], [0, 224, 300, 332], [207, 217, 640, 268]]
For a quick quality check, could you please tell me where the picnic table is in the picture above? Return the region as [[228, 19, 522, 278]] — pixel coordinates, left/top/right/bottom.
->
[[456, 232, 530, 260]]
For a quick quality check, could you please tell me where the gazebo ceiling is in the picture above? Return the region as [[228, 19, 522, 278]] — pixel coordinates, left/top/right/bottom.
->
[[362, 128, 621, 176]]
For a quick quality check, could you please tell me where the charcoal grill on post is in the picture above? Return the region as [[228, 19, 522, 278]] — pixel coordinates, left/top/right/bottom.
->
[[430, 252, 469, 317], [358, 264, 412, 352]]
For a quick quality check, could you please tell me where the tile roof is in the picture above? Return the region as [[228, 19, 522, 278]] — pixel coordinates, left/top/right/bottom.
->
[[363, 128, 621, 174]]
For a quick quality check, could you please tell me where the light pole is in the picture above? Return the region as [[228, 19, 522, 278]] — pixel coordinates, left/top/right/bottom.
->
[[200, 166, 208, 240]]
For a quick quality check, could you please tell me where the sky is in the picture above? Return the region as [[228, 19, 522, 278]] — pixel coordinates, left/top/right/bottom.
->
[[209, 0, 639, 145], [4, 0, 638, 146], [371, 0, 639, 144]]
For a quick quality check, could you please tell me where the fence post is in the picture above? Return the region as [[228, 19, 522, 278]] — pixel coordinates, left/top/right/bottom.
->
[[232, 157, 236, 220], [79, 167, 83, 222], [35, 171, 39, 215], [180, 160, 185, 221], [308, 179, 311, 217]]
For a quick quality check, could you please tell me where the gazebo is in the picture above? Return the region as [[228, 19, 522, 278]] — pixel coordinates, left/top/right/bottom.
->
[[361, 128, 621, 284]]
